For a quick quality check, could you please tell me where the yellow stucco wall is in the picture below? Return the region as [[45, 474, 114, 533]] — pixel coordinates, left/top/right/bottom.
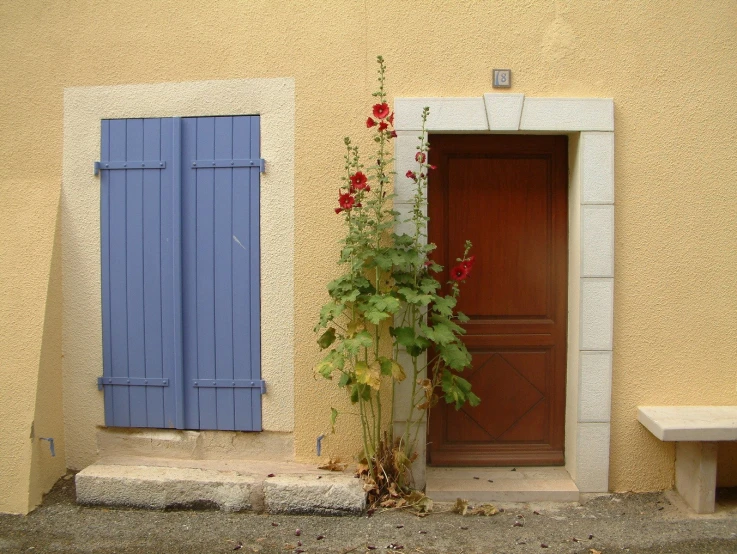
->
[[1, 0, 736, 512]]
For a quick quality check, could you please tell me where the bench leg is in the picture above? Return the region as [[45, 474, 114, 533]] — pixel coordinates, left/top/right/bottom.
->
[[675, 441, 718, 514]]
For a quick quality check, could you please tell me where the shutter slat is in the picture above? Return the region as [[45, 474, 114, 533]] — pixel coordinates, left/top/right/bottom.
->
[[108, 119, 131, 427], [214, 117, 236, 431], [232, 115, 255, 431], [193, 117, 218, 430], [142, 118, 165, 428], [125, 119, 148, 428], [100, 120, 114, 426], [181, 117, 200, 430]]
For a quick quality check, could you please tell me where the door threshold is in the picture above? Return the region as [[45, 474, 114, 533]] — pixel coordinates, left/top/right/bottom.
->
[[425, 466, 579, 503]]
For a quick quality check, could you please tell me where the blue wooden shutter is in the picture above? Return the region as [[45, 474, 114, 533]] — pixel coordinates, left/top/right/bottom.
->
[[100, 118, 178, 428], [99, 115, 262, 431]]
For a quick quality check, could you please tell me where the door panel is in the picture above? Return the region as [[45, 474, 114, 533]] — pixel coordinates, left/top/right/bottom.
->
[[427, 134, 568, 466]]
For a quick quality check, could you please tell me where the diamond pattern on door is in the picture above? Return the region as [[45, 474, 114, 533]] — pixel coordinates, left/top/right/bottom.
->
[[447, 351, 547, 442]]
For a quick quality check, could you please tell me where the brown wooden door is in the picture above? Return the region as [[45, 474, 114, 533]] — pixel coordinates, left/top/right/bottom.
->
[[427, 134, 568, 466]]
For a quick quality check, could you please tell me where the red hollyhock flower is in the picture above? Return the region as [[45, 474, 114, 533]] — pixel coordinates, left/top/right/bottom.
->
[[338, 191, 356, 211], [373, 102, 390, 119], [349, 171, 369, 191], [450, 263, 470, 281], [335, 207, 343, 214], [388, 113, 394, 125], [415, 152, 426, 163], [389, 131, 397, 138], [379, 121, 388, 131], [428, 164, 437, 170], [366, 117, 376, 128], [405, 170, 417, 180], [462, 255, 475, 269]]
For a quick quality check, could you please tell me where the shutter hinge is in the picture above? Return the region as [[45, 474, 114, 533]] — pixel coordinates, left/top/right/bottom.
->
[[192, 379, 266, 394], [94, 161, 166, 176], [97, 377, 170, 390], [191, 159, 266, 173]]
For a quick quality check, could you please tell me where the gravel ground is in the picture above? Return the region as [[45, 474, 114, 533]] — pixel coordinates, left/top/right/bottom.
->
[[1, 475, 736, 554]]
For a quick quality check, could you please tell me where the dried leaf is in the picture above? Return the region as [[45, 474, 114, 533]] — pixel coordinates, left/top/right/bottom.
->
[[513, 521, 524, 527], [271, 522, 279, 527], [295, 529, 301, 536], [387, 544, 404, 550], [451, 498, 469, 516], [267, 473, 275, 478], [318, 457, 347, 472], [470, 503, 498, 516], [316, 535, 325, 540], [233, 542, 243, 551], [460, 526, 469, 530], [395, 525, 404, 529], [540, 544, 549, 548]]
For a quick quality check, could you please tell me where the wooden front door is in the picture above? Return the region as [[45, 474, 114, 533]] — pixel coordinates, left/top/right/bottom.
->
[[427, 134, 568, 466]]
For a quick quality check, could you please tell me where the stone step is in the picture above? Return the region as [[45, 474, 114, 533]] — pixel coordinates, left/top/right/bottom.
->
[[75, 457, 365, 515], [425, 466, 579, 503]]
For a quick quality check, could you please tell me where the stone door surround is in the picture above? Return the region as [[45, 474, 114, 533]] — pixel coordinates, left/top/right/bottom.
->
[[393, 93, 614, 493]]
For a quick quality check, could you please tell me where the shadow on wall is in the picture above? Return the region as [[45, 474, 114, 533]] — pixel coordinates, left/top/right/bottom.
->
[[717, 443, 737, 487], [28, 196, 67, 511]]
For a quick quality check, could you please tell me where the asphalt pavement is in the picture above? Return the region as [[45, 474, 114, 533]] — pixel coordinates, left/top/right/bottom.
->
[[1, 474, 736, 553]]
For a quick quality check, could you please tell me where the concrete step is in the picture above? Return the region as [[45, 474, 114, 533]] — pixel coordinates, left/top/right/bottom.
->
[[425, 466, 579, 503], [76, 457, 365, 515]]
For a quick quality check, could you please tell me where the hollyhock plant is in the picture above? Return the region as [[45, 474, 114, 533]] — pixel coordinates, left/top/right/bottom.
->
[[316, 56, 478, 503]]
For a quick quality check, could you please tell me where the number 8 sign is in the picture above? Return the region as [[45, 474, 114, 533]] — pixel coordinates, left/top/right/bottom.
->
[[493, 69, 512, 88]]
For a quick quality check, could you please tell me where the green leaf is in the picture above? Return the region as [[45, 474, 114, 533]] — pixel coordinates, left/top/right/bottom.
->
[[390, 326, 416, 349], [398, 287, 433, 306], [440, 371, 478, 410], [313, 350, 345, 379], [468, 391, 481, 407], [438, 342, 471, 370], [365, 309, 390, 325], [343, 330, 373, 353], [419, 278, 440, 294], [378, 357, 393, 376], [456, 311, 470, 323], [350, 383, 372, 403], [432, 295, 457, 317], [317, 327, 336, 349], [338, 372, 352, 388], [372, 252, 393, 270], [369, 294, 400, 313], [319, 301, 345, 325], [330, 407, 338, 433]]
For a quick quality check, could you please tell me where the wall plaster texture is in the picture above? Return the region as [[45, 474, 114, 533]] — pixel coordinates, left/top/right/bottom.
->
[[1, 0, 736, 512]]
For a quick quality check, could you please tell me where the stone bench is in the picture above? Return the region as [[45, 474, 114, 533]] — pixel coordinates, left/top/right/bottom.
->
[[637, 406, 737, 513]]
